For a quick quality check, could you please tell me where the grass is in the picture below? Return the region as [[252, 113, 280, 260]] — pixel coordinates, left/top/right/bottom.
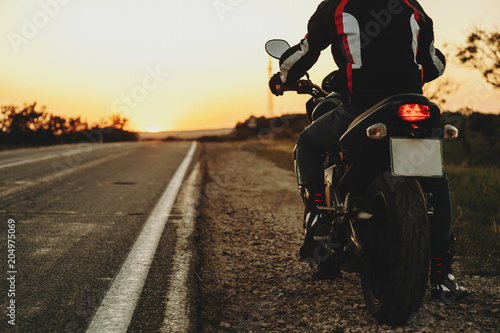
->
[[442, 135, 500, 275], [443, 134, 500, 167], [257, 139, 500, 276], [446, 164, 500, 275], [255, 140, 296, 172]]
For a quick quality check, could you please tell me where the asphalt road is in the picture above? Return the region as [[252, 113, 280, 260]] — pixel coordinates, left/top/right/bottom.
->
[[0, 141, 200, 332]]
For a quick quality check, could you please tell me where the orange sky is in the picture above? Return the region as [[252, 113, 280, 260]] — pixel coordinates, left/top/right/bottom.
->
[[1, 0, 499, 132]]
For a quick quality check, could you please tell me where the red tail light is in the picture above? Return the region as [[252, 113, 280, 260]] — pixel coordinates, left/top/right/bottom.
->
[[398, 104, 430, 122]]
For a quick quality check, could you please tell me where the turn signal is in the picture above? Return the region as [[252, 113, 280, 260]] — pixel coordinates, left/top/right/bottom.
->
[[444, 124, 459, 140], [398, 104, 430, 122], [366, 123, 387, 139]]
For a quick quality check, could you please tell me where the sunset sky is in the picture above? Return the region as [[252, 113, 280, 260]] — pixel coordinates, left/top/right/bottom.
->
[[1, 0, 499, 132]]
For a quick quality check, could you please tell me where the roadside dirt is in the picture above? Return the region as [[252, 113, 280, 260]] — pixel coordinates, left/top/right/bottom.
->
[[196, 141, 500, 332]]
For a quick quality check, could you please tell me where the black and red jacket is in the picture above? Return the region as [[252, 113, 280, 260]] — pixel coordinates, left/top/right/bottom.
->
[[279, 0, 446, 108]]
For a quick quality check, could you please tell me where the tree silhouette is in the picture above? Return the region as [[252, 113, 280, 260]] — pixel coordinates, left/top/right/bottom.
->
[[104, 113, 129, 130], [457, 28, 500, 88], [423, 77, 460, 107], [0, 103, 136, 147]]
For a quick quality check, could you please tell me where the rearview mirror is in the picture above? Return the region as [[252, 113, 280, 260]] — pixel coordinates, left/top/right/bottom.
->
[[265, 39, 290, 59]]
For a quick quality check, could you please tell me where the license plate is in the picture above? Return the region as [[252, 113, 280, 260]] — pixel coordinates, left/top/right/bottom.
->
[[390, 138, 443, 177]]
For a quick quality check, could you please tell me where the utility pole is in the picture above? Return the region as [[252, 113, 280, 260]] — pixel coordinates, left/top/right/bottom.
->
[[267, 56, 274, 116]]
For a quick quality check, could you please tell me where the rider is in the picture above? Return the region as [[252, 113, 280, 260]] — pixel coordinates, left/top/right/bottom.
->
[[269, 0, 470, 301]]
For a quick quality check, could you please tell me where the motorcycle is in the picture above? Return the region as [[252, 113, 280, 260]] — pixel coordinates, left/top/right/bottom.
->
[[265, 39, 459, 324]]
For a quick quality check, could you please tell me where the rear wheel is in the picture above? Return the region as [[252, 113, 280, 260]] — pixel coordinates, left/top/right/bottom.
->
[[360, 174, 430, 325]]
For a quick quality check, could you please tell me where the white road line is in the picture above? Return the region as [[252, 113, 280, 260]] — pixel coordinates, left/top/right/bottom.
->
[[0, 150, 131, 199], [161, 161, 201, 332], [0, 154, 60, 170], [86, 141, 197, 333], [0, 142, 125, 170]]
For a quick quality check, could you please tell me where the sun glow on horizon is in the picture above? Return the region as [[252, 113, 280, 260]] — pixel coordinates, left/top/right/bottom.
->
[[146, 126, 161, 133]]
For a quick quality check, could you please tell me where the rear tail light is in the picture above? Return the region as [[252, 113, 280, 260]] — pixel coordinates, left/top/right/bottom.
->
[[366, 123, 387, 139], [398, 104, 430, 122]]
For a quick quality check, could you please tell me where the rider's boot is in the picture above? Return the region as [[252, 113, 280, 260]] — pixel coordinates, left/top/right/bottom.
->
[[430, 234, 471, 302], [298, 184, 340, 279], [298, 184, 329, 259]]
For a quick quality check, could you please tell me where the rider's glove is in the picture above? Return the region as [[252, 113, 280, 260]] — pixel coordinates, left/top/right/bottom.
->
[[269, 72, 285, 96]]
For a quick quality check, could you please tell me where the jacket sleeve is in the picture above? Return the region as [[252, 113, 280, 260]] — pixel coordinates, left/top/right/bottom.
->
[[413, 1, 446, 83], [279, 0, 337, 83]]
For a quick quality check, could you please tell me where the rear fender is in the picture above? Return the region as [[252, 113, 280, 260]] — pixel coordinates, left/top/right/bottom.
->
[[339, 94, 440, 162]]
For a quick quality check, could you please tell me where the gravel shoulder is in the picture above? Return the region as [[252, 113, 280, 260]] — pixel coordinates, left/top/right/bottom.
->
[[196, 142, 500, 332]]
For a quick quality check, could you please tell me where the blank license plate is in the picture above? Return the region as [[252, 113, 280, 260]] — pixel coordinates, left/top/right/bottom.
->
[[390, 138, 443, 177]]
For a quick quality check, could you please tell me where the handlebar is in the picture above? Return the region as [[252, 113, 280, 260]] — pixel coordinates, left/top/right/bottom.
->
[[275, 80, 329, 97]]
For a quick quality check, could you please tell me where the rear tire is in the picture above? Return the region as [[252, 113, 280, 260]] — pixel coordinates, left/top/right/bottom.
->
[[360, 174, 430, 325]]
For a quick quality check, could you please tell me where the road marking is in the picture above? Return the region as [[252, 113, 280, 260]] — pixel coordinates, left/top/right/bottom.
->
[[161, 161, 201, 332], [86, 141, 197, 333], [0, 150, 131, 199], [0, 143, 125, 170], [0, 154, 60, 170]]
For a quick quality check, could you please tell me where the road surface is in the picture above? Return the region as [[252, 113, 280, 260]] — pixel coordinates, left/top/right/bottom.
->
[[0, 141, 200, 332]]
